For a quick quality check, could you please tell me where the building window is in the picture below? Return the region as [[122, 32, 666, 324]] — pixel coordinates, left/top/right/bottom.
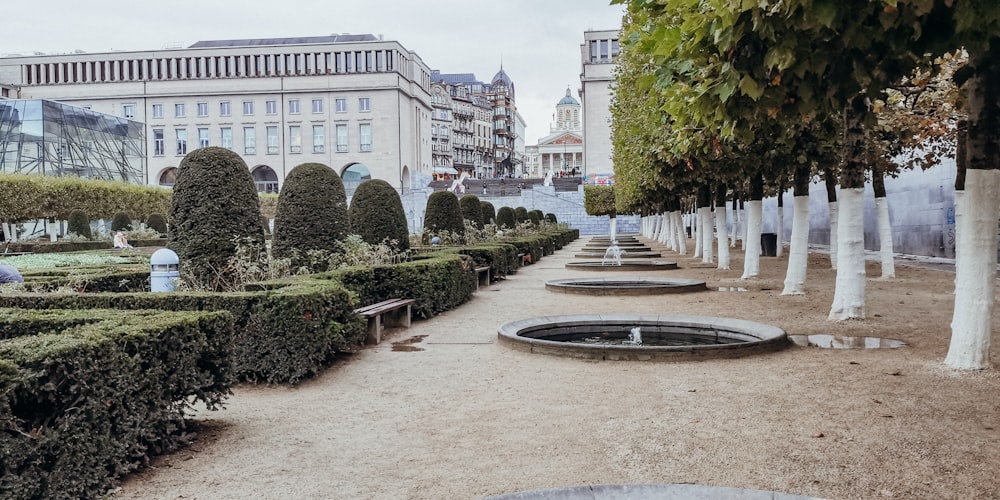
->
[[197, 102, 208, 117], [176, 129, 188, 155], [151, 104, 163, 119], [266, 126, 279, 154], [243, 127, 256, 154], [288, 99, 300, 114], [243, 100, 254, 116], [359, 123, 372, 152], [336, 124, 348, 152], [220, 101, 232, 117], [335, 98, 347, 113], [122, 103, 136, 119], [289, 125, 302, 153], [312, 125, 325, 153], [174, 103, 185, 118], [265, 100, 277, 115], [311, 98, 323, 113], [358, 97, 370, 112], [153, 129, 164, 156], [198, 127, 209, 148], [221, 127, 233, 150]]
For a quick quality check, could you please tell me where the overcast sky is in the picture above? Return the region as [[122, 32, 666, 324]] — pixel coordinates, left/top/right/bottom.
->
[[2, 0, 625, 144]]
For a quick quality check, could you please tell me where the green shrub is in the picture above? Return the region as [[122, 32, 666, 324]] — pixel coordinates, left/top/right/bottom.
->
[[66, 209, 92, 240], [423, 191, 464, 241], [111, 211, 132, 232], [349, 179, 410, 251], [528, 209, 543, 226], [514, 206, 529, 224], [272, 163, 350, 268], [545, 212, 558, 223], [584, 185, 616, 216], [169, 147, 265, 289], [460, 194, 484, 229], [496, 206, 516, 229], [145, 213, 168, 234], [480, 201, 496, 227]]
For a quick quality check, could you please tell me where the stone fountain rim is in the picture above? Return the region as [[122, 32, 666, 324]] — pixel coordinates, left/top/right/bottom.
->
[[545, 277, 708, 295]]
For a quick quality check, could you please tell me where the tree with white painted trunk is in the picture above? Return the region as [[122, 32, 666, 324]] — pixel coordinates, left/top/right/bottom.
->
[[697, 184, 713, 264], [871, 162, 895, 279], [823, 168, 839, 270], [742, 172, 764, 280], [782, 164, 812, 295], [715, 183, 731, 270]]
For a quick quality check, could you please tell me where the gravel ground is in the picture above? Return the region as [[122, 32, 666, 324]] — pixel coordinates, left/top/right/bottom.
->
[[113, 236, 1000, 500]]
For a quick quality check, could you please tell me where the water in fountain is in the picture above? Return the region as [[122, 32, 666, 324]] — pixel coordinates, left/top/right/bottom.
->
[[625, 326, 642, 345], [602, 240, 624, 266]]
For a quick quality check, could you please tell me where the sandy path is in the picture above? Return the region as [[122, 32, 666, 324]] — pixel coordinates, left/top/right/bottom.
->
[[114, 237, 1000, 500]]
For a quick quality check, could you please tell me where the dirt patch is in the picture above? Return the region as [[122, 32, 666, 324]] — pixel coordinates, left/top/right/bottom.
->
[[113, 238, 1000, 499]]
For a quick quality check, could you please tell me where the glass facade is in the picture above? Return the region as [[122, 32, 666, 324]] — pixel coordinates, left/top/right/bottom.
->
[[0, 99, 145, 183]]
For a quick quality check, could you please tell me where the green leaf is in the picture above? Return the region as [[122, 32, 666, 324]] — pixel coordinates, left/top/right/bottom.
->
[[813, 0, 838, 28], [739, 75, 764, 100]]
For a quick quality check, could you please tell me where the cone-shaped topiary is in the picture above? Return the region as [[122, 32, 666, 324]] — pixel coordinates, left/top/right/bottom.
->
[[145, 213, 168, 235], [514, 206, 529, 224], [528, 209, 543, 226], [67, 209, 92, 240], [111, 211, 132, 232], [169, 147, 264, 288], [349, 179, 410, 251], [480, 201, 496, 227], [423, 190, 464, 240], [496, 206, 516, 229], [272, 163, 350, 267], [459, 194, 484, 229], [544, 213, 558, 223]]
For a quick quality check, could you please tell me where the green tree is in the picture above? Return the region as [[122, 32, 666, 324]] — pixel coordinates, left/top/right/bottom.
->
[[272, 163, 350, 268], [67, 209, 92, 240], [169, 147, 264, 289], [349, 179, 410, 251], [145, 213, 168, 235]]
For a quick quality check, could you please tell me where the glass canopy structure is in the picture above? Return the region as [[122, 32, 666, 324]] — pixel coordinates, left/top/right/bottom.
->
[[0, 99, 145, 183]]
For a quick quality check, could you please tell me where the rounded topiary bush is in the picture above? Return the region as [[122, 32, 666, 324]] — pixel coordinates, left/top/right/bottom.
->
[[423, 190, 464, 241], [349, 179, 410, 251], [514, 206, 529, 224], [459, 194, 484, 229], [111, 211, 132, 232], [480, 201, 496, 227], [528, 209, 543, 226], [145, 213, 168, 235], [169, 147, 264, 288], [272, 163, 350, 266], [67, 209, 92, 240], [545, 212, 558, 223], [496, 206, 516, 229]]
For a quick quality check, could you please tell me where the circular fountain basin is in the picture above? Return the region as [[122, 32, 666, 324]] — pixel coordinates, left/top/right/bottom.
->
[[566, 261, 678, 271], [582, 245, 652, 252], [574, 251, 662, 259], [498, 314, 788, 361], [546, 277, 707, 296]]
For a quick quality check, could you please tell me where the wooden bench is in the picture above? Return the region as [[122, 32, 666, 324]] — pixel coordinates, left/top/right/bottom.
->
[[475, 266, 491, 288], [355, 298, 415, 345]]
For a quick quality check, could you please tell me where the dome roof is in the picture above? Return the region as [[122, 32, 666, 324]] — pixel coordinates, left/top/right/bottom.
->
[[492, 68, 514, 87], [558, 88, 579, 106]]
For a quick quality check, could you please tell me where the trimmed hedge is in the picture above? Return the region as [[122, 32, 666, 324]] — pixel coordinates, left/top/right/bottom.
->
[[111, 211, 132, 232], [67, 209, 92, 239], [272, 163, 350, 267], [0, 173, 171, 223], [423, 190, 464, 239], [145, 213, 168, 234], [514, 206, 530, 224], [0, 308, 233, 500], [480, 201, 496, 227], [528, 209, 543, 226], [496, 206, 516, 229], [459, 194, 484, 229], [349, 179, 410, 250]]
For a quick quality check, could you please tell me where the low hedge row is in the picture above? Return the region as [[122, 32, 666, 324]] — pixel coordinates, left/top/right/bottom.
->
[[6, 238, 167, 254], [0, 308, 233, 500]]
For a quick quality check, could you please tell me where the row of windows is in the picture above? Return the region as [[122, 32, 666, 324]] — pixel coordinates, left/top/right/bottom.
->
[[24, 49, 407, 85], [152, 123, 373, 156], [138, 97, 371, 119], [588, 39, 621, 63]]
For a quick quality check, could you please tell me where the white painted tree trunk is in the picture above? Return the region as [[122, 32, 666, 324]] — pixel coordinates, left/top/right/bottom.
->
[[699, 206, 713, 263], [828, 188, 866, 320], [716, 204, 730, 270], [3, 222, 17, 242], [673, 211, 687, 255], [875, 197, 895, 278], [47, 221, 58, 242], [665, 213, 675, 250], [693, 211, 702, 258], [781, 196, 810, 295], [741, 200, 763, 279], [776, 199, 785, 258], [658, 213, 668, 246], [609, 217, 617, 241], [649, 215, 658, 239], [946, 170, 1000, 370], [655, 213, 665, 242], [731, 204, 740, 248], [828, 201, 839, 270]]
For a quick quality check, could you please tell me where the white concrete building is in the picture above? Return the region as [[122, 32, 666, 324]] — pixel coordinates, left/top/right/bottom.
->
[[526, 88, 584, 178], [0, 35, 434, 195], [579, 29, 619, 177]]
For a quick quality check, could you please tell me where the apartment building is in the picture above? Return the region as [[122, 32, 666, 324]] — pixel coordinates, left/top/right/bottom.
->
[[0, 35, 434, 194]]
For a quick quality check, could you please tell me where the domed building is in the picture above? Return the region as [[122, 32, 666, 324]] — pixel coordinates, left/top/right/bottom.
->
[[525, 87, 583, 178]]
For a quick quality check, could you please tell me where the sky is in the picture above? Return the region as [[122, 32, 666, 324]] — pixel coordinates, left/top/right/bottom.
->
[[2, 0, 625, 144]]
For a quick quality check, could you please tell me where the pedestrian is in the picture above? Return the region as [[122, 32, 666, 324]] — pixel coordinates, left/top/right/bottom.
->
[[0, 262, 24, 284]]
